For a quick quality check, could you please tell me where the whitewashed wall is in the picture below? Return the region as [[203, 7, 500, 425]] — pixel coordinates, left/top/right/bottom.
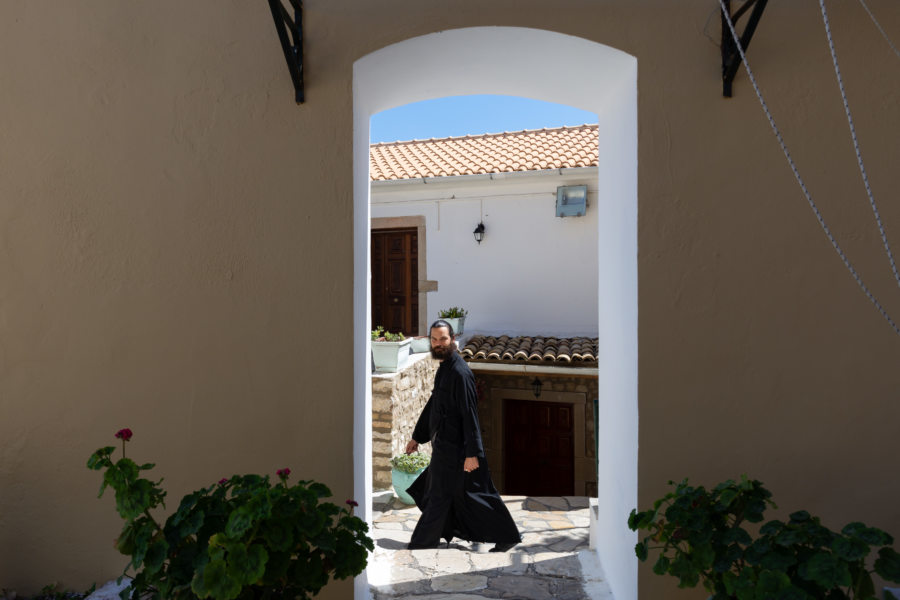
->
[[371, 167, 600, 337]]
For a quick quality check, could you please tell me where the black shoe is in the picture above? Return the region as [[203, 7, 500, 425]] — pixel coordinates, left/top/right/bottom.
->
[[490, 542, 518, 552]]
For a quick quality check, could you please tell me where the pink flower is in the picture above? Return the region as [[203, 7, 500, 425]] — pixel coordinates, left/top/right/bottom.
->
[[346, 499, 359, 508], [218, 478, 228, 485], [276, 468, 291, 479], [115, 428, 133, 442]]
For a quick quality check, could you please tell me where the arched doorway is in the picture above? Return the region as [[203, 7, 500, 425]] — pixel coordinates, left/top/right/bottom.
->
[[353, 27, 638, 600]]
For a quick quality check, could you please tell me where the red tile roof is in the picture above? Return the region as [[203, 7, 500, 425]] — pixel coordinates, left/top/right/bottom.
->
[[461, 335, 598, 366], [370, 124, 599, 181]]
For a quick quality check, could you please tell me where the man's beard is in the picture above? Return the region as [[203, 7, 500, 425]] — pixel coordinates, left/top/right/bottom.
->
[[431, 343, 456, 360]]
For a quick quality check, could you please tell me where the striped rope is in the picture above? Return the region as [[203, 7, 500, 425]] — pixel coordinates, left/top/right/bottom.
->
[[858, 0, 900, 60], [718, 0, 900, 337], [820, 0, 900, 290]]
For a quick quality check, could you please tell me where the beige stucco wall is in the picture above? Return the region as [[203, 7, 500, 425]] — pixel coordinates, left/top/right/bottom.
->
[[2, 1, 900, 599]]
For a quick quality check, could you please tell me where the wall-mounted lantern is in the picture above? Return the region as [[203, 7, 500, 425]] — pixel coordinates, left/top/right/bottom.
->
[[473, 221, 486, 244], [531, 377, 543, 398], [556, 185, 587, 217]]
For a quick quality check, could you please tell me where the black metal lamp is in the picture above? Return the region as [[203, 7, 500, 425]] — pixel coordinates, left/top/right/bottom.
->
[[531, 377, 542, 398], [473, 222, 485, 244]]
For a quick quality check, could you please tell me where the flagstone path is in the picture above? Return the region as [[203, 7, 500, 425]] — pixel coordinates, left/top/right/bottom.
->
[[368, 494, 613, 600]]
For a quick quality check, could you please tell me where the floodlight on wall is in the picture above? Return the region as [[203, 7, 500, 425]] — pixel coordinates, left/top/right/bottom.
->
[[473, 222, 486, 244], [531, 377, 543, 398], [556, 185, 587, 217]]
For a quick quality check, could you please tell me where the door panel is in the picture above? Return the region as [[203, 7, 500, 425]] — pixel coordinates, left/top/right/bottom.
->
[[504, 398, 575, 496], [371, 228, 418, 336]]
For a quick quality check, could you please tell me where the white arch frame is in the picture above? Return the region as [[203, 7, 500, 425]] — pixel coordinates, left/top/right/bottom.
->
[[352, 27, 638, 600]]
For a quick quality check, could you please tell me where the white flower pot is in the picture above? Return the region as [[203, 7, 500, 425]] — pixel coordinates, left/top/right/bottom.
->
[[441, 316, 465, 335], [371, 338, 411, 372]]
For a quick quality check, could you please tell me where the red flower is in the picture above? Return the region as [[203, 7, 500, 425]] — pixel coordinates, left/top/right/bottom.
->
[[346, 499, 359, 508], [218, 478, 228, 485], [276, 468, 291, 479], [115, 428, 133, 442]]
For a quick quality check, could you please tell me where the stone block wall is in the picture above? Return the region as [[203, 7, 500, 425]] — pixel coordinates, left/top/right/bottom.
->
[[372, 354, 438, 490]]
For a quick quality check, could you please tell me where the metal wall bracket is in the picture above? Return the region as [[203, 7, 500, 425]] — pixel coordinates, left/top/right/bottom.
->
[[721, 0, 769, 97], [267, 0, 304, 104]]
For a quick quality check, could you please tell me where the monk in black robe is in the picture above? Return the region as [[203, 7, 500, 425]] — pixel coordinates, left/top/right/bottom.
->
[[404, 320, 521, 551]]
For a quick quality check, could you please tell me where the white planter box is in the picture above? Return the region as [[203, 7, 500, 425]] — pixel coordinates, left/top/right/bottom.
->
[[372, 338, 411, 372], [409, 336, 432, 354], [441, 316, 465, 335]]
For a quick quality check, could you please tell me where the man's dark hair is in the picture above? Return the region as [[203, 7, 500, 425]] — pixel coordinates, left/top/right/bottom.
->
[[430, 319, 455, 337]]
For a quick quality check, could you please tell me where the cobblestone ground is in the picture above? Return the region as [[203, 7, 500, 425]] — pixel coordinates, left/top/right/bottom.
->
[[368, 495, 599, 600]]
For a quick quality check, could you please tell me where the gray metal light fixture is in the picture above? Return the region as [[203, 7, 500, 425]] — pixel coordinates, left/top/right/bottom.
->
[[473, 221, 485, 244], [556, 185, 588, 217], [531, 377, 542, 398]]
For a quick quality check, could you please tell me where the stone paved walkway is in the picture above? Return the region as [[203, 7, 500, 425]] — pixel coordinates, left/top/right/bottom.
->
[[368, 494, 613, 600]]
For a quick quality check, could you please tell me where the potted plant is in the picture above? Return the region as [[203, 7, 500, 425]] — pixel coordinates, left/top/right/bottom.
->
[[437, 306, 468, 336], [628, 476, 900, 600], [88, 429, 373, 600], [371, 326, 411, 373], [390, 452, 430, 505]]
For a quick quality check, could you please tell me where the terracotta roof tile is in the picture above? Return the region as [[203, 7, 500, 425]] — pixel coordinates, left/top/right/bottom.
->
[[461, 335, 598, 366], [370, 124, 599, 181]]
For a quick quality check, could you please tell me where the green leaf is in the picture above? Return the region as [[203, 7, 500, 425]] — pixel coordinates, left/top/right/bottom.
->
[[192, 559, 241, 600], [774, 527, 806, 547], [670, 553, 700, 588], [178, 509, 205, 538], [875, 547, 900, 582], [717, 488, 739, 510], [776, 585, 813, 600], [261, 550, 291, 584], [143, 538, 169, 576], [724, 567, 756, 600], [723, 526, 753, 546], [652, 555, 670, 575], [760, 520, 783, 536], [634, 540, 648, 561], [789, 511, 811, 523], [798, 551, 852, 589], [224, 506, 256, 539], [759, 547, 797, 571], [115, 478, 153, 520], [261, 521, 293, 552], [87, 447, 116, 470], [831, 536, 869, 561], [842, 522, 893, 546], [227, 543, 268, 586], [691, 542, 715, 570], [758, 569, 791, 595], [852, 567, 875, 600]]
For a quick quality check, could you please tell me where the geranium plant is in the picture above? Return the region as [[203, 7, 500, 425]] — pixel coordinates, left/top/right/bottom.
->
[[389, 452, 430, 474], [628, 476, 900, 600], [88, 429, 373, 600]]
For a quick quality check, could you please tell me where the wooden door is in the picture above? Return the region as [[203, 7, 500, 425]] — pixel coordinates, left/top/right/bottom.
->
[[371, 228, 419, 336], [503, 398, 575, 496]]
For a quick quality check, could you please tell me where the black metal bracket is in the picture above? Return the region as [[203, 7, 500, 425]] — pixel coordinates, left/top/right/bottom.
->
[[267, 0, 304, 104], [721, 0, 769, 97]]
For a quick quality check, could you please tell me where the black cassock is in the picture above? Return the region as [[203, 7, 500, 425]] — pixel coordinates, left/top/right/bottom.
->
[[406, 351, 520, 547]]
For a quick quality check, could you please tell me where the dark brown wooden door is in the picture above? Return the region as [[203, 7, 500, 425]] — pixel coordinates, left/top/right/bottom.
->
[[371, 228, 418, 336], [504, 398, 574, 496]]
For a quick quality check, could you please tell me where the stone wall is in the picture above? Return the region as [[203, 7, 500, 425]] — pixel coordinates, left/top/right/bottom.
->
[[371, 353, 438, 490]]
